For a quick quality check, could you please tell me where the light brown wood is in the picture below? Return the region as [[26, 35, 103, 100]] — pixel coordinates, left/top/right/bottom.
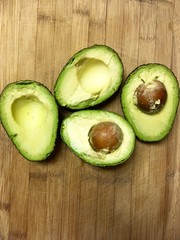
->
[[0, 0, 180, 239]]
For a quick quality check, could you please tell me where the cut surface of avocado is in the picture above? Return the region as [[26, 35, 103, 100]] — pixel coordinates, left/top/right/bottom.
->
[[60, 110, 135, 167], [0, 80, 58, 161], [121, 63, 179, 141], [54, 45, 123, 109]]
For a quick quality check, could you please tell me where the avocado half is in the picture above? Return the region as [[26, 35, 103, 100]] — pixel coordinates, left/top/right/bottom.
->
[[54, 45, 123, 109], [60, 110, 135, 167], [121, 63, 179, 142], [0, 80, 59, 161]]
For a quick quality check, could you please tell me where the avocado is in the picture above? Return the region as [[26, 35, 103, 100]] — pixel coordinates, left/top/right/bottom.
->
[[60, 110, 135, 167], [121, 63, 179, 142], [0, 80, 59, 161], [54, 45, 123, 109]]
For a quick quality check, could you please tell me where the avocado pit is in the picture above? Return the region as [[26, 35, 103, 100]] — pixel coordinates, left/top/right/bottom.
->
[[135, 80, 167, 114], [88, 121, 123, 154]]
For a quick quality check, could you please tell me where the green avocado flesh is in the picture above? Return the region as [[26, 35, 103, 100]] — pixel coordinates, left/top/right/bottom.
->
[[0, 80, 58, 161], [60, 110, 135, 167], [121, 64, 180, 142], [54, 45, 123, 109]]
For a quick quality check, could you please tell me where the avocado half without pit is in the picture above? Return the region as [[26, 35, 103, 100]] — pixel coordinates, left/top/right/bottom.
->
[[54, 45, 124, 109], [121, 63, 179, 142], [60, 110, 135, 167], [0, 80, 58, 161]]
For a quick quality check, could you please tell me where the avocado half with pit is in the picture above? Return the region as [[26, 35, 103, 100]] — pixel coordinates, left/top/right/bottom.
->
[[60, 110, 135, 167], [0, 80, 58, 161], [121, 63, 179, 142], [54, 45, 123, 109]]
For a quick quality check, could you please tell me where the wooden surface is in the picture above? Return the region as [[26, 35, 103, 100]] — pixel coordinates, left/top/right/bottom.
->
[[0, 0, 180, 239]]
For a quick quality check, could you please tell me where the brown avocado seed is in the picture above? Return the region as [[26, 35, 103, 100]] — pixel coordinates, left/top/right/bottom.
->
[[88, 122, 123, 154], [135, 80, 167, 114]]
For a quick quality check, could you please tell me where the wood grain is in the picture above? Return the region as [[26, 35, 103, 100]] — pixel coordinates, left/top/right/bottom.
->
[[0, 0, 180, 239]]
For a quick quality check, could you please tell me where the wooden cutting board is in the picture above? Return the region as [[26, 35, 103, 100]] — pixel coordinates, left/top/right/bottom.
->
[[0, 0, 180, 239]]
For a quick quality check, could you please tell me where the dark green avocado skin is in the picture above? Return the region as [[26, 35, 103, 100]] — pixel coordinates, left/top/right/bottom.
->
[[123, 63, 179, 87]]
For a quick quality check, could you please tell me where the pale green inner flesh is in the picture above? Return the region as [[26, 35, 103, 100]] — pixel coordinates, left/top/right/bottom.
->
[[8, 94, 54, 158], [63, 112, 135, 163], [59, 57, 113, 105], [12, 96, 47, 130]]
